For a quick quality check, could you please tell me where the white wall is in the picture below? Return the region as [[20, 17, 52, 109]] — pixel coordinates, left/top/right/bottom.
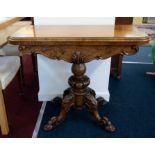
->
[[36, 17, 114, 102], [34, 17, 115, 25]]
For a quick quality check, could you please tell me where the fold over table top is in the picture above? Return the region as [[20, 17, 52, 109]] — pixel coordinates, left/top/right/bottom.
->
[[8, 25, 150, 46]]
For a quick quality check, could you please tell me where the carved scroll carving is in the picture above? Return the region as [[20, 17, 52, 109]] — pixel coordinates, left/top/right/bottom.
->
[[18, 45, 139, 63]]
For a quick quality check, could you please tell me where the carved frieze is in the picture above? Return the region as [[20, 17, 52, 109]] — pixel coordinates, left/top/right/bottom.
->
[[18, 45, 139, 63]]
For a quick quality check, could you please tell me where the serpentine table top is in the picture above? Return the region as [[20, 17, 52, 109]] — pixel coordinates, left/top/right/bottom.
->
[[9, 25, 149, 44], [8, 25, 150, 63]]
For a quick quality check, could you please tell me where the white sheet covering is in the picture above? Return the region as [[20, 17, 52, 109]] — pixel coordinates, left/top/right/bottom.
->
[[0, 56, 20, 89]]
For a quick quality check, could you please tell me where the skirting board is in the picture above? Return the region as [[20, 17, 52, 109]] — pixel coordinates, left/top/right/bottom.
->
[[32, 102, 47, 138]]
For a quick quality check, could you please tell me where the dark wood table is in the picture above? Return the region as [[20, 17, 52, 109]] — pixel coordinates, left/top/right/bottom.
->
[[8, 25, 149, 132]]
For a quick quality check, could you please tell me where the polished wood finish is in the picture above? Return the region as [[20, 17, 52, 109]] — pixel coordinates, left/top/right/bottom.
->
[[8, 25, 149, 132], [111, 17, 134, 79], [18, 45, 139, 63], [44, 52, 115, 131], [115, 17, 133, 25], [111, 54, 123, 79], [9, 25, 148, 45]]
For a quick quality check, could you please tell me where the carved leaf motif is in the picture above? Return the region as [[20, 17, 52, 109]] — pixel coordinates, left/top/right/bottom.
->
[[72, 51, 86, 63]]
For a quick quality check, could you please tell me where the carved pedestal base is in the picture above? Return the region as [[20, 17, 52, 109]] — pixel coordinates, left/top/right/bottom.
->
[[44, 52, 115, 132], [44, 87, 115, 132]]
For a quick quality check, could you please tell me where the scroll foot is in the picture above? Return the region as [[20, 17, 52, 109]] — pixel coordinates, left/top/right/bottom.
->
[[44, 92, 74, 131], [85, 93, 115, 132], [97, 97, 107, 106], [98, 116, 115, 132], [44, 116, 59, 131], [52, 97, 62, 104]]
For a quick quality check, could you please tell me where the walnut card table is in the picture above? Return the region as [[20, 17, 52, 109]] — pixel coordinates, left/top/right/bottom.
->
[[8, 25, 150, 132]]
